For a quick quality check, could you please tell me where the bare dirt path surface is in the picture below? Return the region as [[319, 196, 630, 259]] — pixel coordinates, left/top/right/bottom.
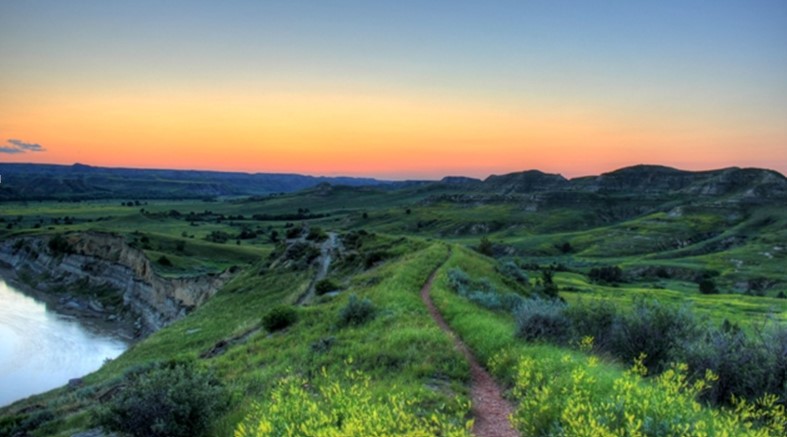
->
[[297, 232, 341, 304], [421, 256, 520, 437]]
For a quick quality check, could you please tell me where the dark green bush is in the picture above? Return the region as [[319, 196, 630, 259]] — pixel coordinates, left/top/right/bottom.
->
[[306, 226, 327, 242], [338, 294, 376, 327], [588, 265, 623, 284], [157, 255, 173, 267], [285, 226, 303, 239], [363, 251, 388, 268], [96, 360, 229, 437], [564, 299, 619, 350], [315, 278, 339, 295], [609, 299, 699, 372], [698, 278, 718, 294], [514, 297, 569, 342], [539, 269, 559, 298], [679, 324, 771, 404], [48, 234, 73, 254], [262, 305, 298, 332], [477, 236, 494, 257]]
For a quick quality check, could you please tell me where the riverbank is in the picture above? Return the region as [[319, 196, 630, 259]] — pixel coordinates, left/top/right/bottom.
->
[[0, 265, 137, 342]]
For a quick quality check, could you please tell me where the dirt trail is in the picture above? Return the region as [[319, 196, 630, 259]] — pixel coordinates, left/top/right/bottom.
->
[[421, 257, 520, 437], [296, 232, 340, 304]]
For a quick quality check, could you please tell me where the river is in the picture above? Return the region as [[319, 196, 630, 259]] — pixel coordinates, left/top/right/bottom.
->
[[0, 276, 127, 407]]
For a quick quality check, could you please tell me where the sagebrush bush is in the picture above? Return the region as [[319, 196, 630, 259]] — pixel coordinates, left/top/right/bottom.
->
[[314, 278, 339, 295], [448, 267, 524, 313], [338, 294, 376, 327], [609, 299, 700, 372], [497, 260, 530, 286], [564, 299, 619, 351], [679, 325, 771, 404], [96, 360, 229, 437], [514, 297, 569, 342], [262, 305, 298, 332]]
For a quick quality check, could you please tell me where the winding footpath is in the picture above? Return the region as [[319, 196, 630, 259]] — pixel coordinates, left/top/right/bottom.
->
[[420, 256, 520, 437]]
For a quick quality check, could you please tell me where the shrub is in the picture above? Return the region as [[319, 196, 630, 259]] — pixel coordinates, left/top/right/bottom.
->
[[363, 251, 388, 268], [262, 306, 298, 332], [306, 227, 327, 242], [497, 260, 530, 286], [539, 269, 559, 298], [609, 299, 699, 372], [314, 278, 339, 295], [47, 234, 73, 254], [477, 236, 494, 257], [698, 278, 718, 294], [514, 297, 569, 343], [564, 299, 619, 351], [338, 294, 376, 327], [205, 230, 231, 243], [679, 324, 771, 404], [588, 265, 623, 284], [157, 255, 173, 267], [96, 360, 229, 437], [447, 268, 471, 294], [285, 226, 303, 239]]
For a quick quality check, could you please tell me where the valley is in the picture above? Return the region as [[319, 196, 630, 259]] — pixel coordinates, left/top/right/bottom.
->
[[0, 164, 786, 436]]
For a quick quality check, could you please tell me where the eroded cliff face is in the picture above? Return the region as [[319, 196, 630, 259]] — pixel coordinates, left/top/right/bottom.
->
[[0, 232, 234, 335]]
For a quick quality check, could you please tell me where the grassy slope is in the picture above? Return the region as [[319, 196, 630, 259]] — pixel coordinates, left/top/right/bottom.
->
[[5, 240, 477, 436], [429, 246, 775, 436]]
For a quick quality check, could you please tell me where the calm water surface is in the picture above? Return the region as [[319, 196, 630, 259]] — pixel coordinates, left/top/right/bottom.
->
[[0, 277, 127, 407]]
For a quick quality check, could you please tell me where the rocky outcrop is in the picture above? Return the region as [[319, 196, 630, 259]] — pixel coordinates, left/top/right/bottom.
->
[[0, 232, 234, 335]]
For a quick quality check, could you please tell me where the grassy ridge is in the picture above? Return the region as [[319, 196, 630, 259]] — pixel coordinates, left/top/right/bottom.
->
[[4, 240, 477, 436]]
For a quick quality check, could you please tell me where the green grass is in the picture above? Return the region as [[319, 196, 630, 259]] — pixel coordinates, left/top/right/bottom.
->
[[3, 239, 475, 436], [430, 246, 786, 436]]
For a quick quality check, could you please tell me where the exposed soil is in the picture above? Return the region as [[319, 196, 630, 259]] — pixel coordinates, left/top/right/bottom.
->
[[296, 232, 341, 304], [420, 255, 520, 437]]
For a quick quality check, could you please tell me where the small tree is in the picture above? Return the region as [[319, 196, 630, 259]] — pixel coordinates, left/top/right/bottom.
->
[[478, 237, 494, 257], [541, 269, 559, 298]]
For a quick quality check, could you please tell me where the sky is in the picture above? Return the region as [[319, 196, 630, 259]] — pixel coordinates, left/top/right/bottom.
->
[[1, 0, 785, 179]]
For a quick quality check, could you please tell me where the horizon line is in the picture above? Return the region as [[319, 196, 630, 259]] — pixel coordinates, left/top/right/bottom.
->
[[1, 160, 785, 181]]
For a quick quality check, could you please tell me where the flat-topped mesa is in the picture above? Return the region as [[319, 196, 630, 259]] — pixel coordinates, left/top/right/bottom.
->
[[0, 232, 235, 335]]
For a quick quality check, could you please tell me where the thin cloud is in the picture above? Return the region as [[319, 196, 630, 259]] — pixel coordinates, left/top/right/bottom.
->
[[0, 146, 25, 154], [7, 139, 46, 152], [0, 139, 47, 154]]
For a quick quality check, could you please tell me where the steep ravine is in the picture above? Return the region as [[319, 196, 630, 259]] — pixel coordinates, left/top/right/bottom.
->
[[0, 232, 234, 336]]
